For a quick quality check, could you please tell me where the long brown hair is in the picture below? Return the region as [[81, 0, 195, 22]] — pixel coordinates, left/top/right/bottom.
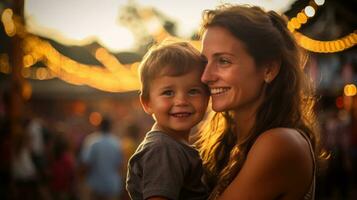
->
[[196, 4, 322, 199]]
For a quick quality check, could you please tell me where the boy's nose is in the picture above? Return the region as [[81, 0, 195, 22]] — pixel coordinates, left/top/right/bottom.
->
[[174, 94, 189, 106]]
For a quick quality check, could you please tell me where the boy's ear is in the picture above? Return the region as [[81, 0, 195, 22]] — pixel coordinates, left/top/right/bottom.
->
[[263, 60, 281, 83], [140, 94, 153, 115]]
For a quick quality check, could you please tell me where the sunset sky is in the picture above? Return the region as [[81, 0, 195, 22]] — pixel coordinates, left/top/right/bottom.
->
[[24, 0, 295, 52]]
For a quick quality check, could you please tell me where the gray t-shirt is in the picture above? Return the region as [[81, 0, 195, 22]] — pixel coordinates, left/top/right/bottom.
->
[[126, 130, 208, 200]]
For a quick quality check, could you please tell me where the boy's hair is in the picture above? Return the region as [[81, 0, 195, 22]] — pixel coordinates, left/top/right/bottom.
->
[[139, 40, 205, 101]]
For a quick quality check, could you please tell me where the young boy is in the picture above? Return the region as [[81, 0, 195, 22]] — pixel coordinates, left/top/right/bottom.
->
[[126, 41, 209, 200]]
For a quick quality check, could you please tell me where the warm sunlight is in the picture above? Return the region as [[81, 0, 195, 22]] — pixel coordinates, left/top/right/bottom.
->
[[25, 0, 135, 52], [24, 0, 295, 52]]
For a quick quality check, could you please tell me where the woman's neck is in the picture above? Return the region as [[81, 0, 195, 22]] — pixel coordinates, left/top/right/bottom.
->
[[233, 113, 255, 140], [232, 92, 264, 141]]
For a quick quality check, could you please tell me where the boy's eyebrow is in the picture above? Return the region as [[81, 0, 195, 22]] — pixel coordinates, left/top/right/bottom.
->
[[158, 85, 173, 90]]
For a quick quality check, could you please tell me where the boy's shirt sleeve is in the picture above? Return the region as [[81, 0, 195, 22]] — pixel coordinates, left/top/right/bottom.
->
[[141, 142, 188, 200]]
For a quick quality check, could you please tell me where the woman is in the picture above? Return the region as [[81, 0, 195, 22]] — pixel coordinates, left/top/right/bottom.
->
[[197, 4, 324, 200]]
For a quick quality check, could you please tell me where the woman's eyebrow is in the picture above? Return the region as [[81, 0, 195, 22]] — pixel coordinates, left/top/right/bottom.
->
[[213, 52, 234, 57]]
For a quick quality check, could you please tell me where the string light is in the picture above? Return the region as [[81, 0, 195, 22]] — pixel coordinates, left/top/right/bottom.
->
[[297, 12, 308, 24], [314, 0, 325, 6], [1, 8, 16, 36], [23, 54, 35, 68], [21, 34, 140, 92], [21, 67, 31, 78], [344, 84, 357, 97], [285, 0, 356, 53], [287, 0, 324, 32], [294, 31, 357, 53], [304, 6, 315, 17], [36, 67, 49, 80]]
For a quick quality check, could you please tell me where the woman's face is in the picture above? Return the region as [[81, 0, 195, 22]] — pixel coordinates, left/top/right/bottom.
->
[[201, 26, 266, 114]]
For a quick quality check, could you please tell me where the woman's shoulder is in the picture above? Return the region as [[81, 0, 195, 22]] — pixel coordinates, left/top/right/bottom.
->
[[257, 127, 307, 144], [237, 128, 313, 197], [221, 128, 313, 199], [251, 128, 311, 163], [248, 128, 312, 185]]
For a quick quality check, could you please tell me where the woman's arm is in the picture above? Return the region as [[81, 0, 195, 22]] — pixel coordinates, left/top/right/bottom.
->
[[218, 128, 313, 200]]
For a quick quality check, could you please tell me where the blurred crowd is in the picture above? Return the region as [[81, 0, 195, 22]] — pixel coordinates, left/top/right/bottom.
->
[[1, 94, 357, 200], [317, 107, 357, 200], [0, 114, 144, 200]]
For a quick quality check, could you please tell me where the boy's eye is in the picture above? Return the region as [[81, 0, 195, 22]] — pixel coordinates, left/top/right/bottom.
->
[[161, 90, 174, 96], [188, 88, 203, 96]]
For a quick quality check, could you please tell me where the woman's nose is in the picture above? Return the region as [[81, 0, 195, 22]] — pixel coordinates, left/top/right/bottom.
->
[[201, 62, 216, 84]]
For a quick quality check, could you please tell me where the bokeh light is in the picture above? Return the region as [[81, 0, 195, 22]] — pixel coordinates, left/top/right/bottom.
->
[[89, 112, 102, 126], [304, 6, 315, 17], [344, 84, 357, 97]]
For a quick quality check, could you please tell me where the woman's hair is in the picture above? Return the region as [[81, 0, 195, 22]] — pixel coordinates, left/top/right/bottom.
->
[[196, 4, 323, 199], [139, 40, 205, 101]]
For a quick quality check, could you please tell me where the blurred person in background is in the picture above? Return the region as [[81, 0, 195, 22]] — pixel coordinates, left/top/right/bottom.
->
[[49, 132, 76, 200], [11, 119, 39, 200], [81, 117, 123, 200], [120, 123, 141, 200], [322, 110, 353, 199]]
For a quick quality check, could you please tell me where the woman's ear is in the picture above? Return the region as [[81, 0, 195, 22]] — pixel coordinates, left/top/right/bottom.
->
[[263, 60, 281, 83], [140, 94, 153, 115]]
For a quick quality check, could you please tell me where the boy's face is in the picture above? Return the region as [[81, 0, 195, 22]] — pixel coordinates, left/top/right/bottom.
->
[[141, 68, 209, 140]]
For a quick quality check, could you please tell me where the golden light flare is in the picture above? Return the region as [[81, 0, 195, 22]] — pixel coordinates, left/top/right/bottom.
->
[[23, 54, 35, 68], [344, 84, 357, 97], [1, 8, 16, 37]]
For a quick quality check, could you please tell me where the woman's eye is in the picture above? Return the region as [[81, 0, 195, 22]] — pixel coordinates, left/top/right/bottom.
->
[[162, 90, 174, 96], [218, 57, 231, 65]]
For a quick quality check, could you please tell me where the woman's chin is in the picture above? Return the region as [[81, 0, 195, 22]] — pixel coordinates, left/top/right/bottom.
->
[[212, 104, 227, 112]]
